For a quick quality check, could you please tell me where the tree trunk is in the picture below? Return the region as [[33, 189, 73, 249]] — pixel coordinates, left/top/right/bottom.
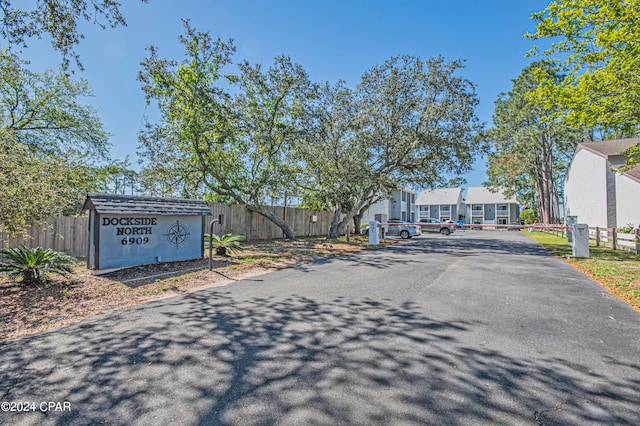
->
[[541, 134, 554, 223], [534, 175, 545, 224], [328, 205, 343, 239], [329, 205, 362, 239], [245, 203, 296, 240], [327, 188, 376, 239], [533, 133, 554, 225], [353, 214, 362, 235]]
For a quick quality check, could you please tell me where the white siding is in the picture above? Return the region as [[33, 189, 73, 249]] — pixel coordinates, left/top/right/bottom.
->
[[615, 173, 640, 228], [565, 149, 609, 228], [361, 189, 416, 223], [360, 199, 390, 224]]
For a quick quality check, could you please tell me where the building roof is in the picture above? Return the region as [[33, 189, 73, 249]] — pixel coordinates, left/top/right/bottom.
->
[[465, 186, 518, 204], [577, 138, 640, 183], [415, 187, 462, 205], [82, 193, 211, 216], [615, 164, 640, 183], [578, 138, 640, 159]]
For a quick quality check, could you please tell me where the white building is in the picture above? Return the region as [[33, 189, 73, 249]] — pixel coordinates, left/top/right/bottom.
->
[[465, 186, 519, 225], [564, 138, 640, 229], [415, 188, 464, 222], [360, 189, 417, 223]]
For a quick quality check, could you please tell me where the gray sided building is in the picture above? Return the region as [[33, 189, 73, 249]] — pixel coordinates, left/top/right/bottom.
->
[[415, 188, 464, 222], [464, 187, 519, 225]]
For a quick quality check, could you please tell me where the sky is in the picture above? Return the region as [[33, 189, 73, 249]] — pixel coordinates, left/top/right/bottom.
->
[[19, 0, 550, 190]]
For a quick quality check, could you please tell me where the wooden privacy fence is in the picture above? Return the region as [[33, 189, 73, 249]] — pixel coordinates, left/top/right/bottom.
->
[[0, 203, 333, 257], [0, 216, 89, 258], [206, 203, 333, 241]]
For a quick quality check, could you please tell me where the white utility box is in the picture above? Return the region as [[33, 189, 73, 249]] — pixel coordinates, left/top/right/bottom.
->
[[369, 220, 380, 245], [572, 223, 590, 258]]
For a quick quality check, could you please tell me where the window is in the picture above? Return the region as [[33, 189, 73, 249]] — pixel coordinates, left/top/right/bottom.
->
[[497, 204, 508, 211], [440, 205, 451, 212], [497, 218, 508, 225], [472, 204, 483, 212], [420, 206, 429, 212]]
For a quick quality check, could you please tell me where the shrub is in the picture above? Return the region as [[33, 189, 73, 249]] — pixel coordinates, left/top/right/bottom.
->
[[0, 246, 74, 286], [618, 223, 637, 234], [209, 234, 245, 256], [520, 208, 538, 225]]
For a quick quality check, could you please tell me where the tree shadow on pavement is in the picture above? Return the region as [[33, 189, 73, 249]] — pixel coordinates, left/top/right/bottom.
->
[[403, 232, 555, 257], [0, 288, 638, 425], [287, 232, 558, 273]]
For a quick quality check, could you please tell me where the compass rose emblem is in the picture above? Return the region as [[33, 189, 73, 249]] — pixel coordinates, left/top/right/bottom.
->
[[164, 221, 189, 248]]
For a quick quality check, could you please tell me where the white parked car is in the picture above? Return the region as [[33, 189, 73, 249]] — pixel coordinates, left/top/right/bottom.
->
[[363, 220, 421, 239]]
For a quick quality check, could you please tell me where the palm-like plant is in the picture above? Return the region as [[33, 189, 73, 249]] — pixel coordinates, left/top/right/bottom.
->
[[210, 234, 245, 256], [0, 246, 74, 286]]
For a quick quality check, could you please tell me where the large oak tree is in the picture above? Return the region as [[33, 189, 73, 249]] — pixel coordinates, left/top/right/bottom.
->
[[299, 56, 483, 238], [138, 21, 308, 239]]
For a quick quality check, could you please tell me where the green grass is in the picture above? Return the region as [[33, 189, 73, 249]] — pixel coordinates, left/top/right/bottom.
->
[[234, 256, 284, 265], [524, 231, 640, 311]]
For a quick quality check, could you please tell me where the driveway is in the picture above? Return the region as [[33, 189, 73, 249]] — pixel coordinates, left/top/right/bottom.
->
[[1, 231, 639, 425]]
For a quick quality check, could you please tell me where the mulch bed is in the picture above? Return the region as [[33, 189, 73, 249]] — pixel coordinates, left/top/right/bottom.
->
[[0, 236, 400, 342]]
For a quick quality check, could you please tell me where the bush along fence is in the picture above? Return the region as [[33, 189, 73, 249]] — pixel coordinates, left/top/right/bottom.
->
[[0, 203, 334, 258]]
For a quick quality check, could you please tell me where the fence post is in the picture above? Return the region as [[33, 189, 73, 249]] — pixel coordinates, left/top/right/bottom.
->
[[595, 226, 600, 246], [611, 228, 617, 250], [635, 229, 640, 255]]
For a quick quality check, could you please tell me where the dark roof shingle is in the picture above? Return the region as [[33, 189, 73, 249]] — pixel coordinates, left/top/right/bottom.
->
[[82, 193, 211, 216], [578, 138, 640, 183], [579, 138, 640, 158], [616, 164, 640, 183]]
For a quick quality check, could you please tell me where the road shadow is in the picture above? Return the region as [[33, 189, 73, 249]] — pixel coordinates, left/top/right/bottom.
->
[[286, 231, 555, 273], [1, 289, 638, 425], [404, 231, 554, 257]]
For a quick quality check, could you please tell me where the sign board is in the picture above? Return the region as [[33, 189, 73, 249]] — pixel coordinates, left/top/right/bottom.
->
[[83, 193, 210, 270], [91, 214, 203, 269]]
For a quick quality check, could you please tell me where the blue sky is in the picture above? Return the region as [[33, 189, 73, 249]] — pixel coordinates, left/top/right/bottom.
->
[[20, 0, 549, 189]]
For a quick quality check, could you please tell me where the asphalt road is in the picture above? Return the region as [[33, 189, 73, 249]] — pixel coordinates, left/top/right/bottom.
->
[[1, 231, 639, 425]]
